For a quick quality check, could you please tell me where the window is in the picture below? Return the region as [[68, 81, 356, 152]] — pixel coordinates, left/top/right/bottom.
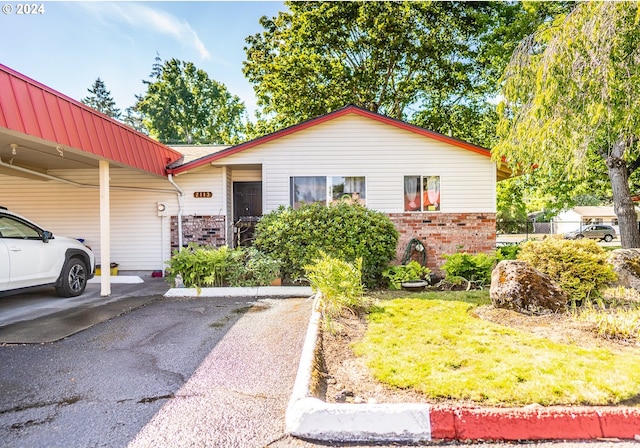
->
[[290, 176, 326, 209], [0, 215, 41, 239], [404, 175, 440, 212], [290, 176, 366, 208], [330, 176, 366, 205]]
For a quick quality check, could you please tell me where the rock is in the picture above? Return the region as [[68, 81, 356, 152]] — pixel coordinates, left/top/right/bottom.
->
[[609, 249, 640, 290], [335, 389, 354, 403], [490, 260, 568, 315]]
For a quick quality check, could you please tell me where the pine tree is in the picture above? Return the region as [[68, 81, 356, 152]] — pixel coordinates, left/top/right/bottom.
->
[[81, 78, 121, 120]]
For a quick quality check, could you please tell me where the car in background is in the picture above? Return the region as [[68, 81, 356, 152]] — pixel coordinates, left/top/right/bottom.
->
[[0, 207, 95, 297], [563, 224, 617, 242]]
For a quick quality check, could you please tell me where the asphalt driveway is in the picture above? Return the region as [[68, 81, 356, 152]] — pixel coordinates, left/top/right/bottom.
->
[[0, 277, 170, 343], [0, 290, 313, 447]]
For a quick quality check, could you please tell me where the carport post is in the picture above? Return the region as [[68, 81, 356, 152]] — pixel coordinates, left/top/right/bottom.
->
[[99, 160, 111, 296]]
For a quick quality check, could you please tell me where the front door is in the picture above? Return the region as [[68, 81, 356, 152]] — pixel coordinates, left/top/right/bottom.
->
[[233, 182, 262, 247]]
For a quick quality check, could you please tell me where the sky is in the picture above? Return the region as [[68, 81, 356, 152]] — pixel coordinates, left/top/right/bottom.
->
[[0, 1, 286, 117]]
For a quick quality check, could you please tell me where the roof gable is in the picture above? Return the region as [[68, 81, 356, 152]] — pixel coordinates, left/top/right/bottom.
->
[[168, 105, 494, 175]]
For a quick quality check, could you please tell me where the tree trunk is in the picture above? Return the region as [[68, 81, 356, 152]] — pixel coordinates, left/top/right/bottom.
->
[[606, 141, 640, 248]]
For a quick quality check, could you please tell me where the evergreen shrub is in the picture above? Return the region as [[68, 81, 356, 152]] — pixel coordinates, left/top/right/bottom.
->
[[254, 202, 399, 287], [517, 238, 617, 304]]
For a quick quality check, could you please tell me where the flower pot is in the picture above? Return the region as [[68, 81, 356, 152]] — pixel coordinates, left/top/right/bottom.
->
[[270, 278, 282, 286]]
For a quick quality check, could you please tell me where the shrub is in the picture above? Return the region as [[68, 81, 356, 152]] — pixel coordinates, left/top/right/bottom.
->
[[226, 247, 281, 287], [441, 252, 496, 287], [254, 202, 399, 287], [165, 244, 233, 287], [496, 243, 521, 260], [304, 251, 368, 324], [165, 245, 281, 287], [517, 238, 617, 305], [382, 261, 431, 290]]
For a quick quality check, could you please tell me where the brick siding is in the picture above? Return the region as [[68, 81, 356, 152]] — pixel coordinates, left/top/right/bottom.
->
[[388, 212, 496, 275], [170, 215, 226, 251], [169, 212, 495, 277]]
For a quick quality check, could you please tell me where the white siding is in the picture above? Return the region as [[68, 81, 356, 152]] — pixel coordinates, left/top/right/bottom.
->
[[172, 166, 225, 216], [0, 112, 497, 271], [0, 169, 177, 271], [213, 114, 496, 213]]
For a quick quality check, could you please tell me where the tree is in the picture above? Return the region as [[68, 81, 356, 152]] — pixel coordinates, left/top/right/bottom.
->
[[243, 1, 573, 146], [135, 58, 247, 145], [81, 78, 121, 120], [494, 2, 640, 248], [243, 2, 493, 128], [121, 105, 148, 135]]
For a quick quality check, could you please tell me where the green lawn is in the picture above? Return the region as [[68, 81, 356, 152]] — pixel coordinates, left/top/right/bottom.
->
[[353, 291, 640, 406]]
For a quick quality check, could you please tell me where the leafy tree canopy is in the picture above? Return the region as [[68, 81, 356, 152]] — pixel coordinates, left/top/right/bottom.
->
[[81, 78, 121, 120], [244, 1, 573, 147], [494, 1, 640, 247], [135, 57, 247, 145]]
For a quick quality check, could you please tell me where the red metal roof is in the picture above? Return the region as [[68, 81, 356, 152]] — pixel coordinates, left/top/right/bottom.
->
[[168, 105, 493, 175], [0, 64, 182, 176]]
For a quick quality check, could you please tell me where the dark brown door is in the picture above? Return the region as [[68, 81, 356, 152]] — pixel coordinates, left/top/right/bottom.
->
[[233, 182, 262, 246]]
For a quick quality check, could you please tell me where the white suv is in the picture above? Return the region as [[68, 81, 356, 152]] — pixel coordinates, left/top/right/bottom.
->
[[0, 207, 95, 297]]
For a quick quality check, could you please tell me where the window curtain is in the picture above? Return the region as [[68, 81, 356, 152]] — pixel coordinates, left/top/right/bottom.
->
[[404, 176, 420, 211], [425, 176, 440, 209], [291, 177, 326, 208]]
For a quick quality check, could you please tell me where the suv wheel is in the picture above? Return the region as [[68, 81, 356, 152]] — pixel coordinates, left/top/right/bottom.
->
[[56, 258, 88, 297], [604, 234, 614, 242]]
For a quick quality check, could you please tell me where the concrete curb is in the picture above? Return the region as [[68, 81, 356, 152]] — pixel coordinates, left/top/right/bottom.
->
[[285, 296, 640, 443], [285, 297, 432, 442], [164, 286, 313, 298]]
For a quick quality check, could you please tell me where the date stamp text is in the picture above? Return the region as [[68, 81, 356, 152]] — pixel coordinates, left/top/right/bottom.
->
[[3, 3, 46, 15]]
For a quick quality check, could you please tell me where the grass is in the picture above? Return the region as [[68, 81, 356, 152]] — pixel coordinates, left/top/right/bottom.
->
[[578, 306, 640, 341], [353, 290, 640, 406]]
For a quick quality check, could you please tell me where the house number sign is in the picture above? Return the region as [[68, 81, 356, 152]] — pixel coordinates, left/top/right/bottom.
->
[[193, 191, 212, 198]]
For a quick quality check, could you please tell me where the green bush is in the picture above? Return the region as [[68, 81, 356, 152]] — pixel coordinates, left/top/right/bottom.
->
[[254, 202, 399, 287], [517, 238, 617, 305], [165, 244, 281, 287], [304, 251, 368, 324], [382, 261, 431, 290], [226, 247, 281, 287], [165, 244, 233, 287], [441, 252, 496, 287], [496, 243, 521, 260]]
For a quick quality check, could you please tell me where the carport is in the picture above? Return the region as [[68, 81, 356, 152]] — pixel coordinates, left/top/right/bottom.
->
[[0, 64, 183, 296]]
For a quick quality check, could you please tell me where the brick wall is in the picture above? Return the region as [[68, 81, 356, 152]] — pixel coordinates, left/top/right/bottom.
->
[[388, 212, 496, 275], [169, 212, 495, 276], [170, 215, 226, 251]]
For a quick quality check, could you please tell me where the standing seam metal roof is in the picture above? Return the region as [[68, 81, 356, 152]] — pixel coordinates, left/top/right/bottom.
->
[[0, 64, 182, 176]]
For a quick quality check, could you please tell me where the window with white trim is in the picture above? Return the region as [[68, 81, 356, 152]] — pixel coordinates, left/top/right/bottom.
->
[[330, 176, 366, 205], [404, 175, 440, 212], [290, 176, 366, 209]]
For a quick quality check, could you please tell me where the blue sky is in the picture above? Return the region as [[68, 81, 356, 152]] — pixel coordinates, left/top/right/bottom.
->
[[0, 1, 286, 116]]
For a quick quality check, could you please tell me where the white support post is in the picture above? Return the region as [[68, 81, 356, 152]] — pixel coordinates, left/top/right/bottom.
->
[[99, 160, 111, 296]]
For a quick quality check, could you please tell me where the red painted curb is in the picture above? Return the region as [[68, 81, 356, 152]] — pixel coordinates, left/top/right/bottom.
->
[[430, 406, 640, 441]]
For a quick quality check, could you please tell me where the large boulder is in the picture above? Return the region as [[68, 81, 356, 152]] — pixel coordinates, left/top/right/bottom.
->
[[490, 260, 568, 315], [609, 249, 640, 290]]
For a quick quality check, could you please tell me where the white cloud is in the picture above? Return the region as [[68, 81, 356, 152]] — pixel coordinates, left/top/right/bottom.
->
[[80, 2, 211, 60]]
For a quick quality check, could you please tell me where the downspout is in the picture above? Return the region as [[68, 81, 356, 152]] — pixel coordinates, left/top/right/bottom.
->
[[167, 173, 185, 248]]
